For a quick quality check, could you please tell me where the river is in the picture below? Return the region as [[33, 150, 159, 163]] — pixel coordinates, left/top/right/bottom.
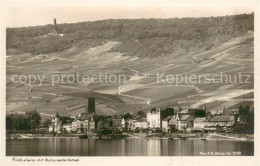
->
[[6, 138, 253, 156]]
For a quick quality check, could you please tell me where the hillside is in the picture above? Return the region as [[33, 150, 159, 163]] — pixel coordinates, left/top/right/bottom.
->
[[7, 13, 254, 57], [6, 13, 254, 118]]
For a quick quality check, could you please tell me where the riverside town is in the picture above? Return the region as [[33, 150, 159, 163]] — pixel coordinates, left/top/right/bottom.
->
[[6, 97, 254, 140]]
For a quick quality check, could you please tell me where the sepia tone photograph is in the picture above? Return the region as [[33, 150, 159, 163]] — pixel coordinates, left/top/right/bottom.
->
[[1, 0, 259, 163]]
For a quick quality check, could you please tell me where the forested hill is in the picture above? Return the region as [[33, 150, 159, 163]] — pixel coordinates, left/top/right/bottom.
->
[[6, 13, 254, 57]]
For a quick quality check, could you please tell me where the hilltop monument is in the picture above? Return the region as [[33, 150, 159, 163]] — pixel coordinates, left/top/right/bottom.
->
[[54, 18, 58, 32]]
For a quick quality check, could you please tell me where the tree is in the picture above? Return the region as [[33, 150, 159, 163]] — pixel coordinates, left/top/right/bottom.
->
[[194, 109, 206, 117], [7, 13, 254, 56], [26, 110, 41, 130], [60, 116, 73, 124], [161, 108, 174, 120], [150, 107, 157, 113], [169, 125, 177, 132], [123, 113, 132, 120], [99, 128, 112, 135], [247, 108, 254, 133], [137, 110, 146, 117], [239, 105, 251, 125], [189, 109, 206, 117], [6, 116, 13, 130], [234, 105, 254, 134], [42, 119, 52, 127], [13, 114, 30, 131]]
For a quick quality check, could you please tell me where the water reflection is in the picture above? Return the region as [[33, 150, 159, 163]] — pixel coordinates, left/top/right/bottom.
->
[[6, 138, 254, 156]]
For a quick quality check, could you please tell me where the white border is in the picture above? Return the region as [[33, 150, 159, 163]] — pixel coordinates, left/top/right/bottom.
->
[[0, 0, 259, 166]]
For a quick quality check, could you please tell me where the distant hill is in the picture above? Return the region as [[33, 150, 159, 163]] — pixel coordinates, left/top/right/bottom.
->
[[6, 13, 253, 57]]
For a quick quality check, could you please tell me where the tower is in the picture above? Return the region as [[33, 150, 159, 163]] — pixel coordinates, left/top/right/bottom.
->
[[54, 18, 58, 32], [89, 113, 95, 132], [87, 98, 95, 114], [52, 112, 61, 133], [203, 102, 206, 111], [54, 112, 60, 123]]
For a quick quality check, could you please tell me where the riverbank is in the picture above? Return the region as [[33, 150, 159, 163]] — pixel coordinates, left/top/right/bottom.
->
[[6, 133, 98, 139], [6, 133, 254, 141], [6, 133, 128, 139], [126, 133, 254, 141]]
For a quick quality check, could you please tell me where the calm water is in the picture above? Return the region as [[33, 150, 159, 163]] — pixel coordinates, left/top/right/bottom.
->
[[6, 138, 254, 156]]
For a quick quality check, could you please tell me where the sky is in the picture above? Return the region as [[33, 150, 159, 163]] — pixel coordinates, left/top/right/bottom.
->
[[5, 0, 255, 28]]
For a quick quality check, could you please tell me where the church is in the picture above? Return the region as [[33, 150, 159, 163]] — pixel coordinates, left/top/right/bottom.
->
[[49, 112, 62, 133]]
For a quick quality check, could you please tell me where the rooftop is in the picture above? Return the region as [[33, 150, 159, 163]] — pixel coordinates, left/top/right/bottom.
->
[[148, 108, 160, 114], [209, 116, 230, 122], [55, 112, 60, 117], [180, 115, 190, 121], [162, 116, 173, 121], [177, 113, 189, 119], [63, 123, 72, 126], [194, 117, 206, 122], [76, 113, 92, 121], [179, 114, 195, 121]]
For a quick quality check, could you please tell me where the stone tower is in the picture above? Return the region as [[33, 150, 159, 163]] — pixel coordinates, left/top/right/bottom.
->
[[87, 98, 95, 114], [54, 18, 58, 32]]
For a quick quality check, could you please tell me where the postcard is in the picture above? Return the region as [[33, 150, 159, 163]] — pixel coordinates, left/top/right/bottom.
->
[[0, 0, 259, 166]]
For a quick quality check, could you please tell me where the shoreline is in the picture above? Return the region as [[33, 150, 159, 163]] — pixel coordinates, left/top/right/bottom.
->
[[6, 133, 254, 141]]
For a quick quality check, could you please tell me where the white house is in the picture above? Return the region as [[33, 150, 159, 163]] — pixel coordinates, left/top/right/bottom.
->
[[193, 117, 207, 130], [72, 120, 89, 133], [89, 115, 95, 132], [132, 120, 148, 129], [204, 115, 235, 131], [168, 114, 179, 128], [63, 123, 72, 133], [121, 118, 126, 129], [177, 114, 195, 131], [71, 113, 96, 133], [147, 108, 160, 128], [162, 116, 173, 132]]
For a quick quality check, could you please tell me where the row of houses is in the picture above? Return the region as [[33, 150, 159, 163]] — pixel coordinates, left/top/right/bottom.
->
[[50, 107, 237, 134], [161, 114, 235, 132], [127, 108, 235, 133], [49, 112, 96, 133]]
